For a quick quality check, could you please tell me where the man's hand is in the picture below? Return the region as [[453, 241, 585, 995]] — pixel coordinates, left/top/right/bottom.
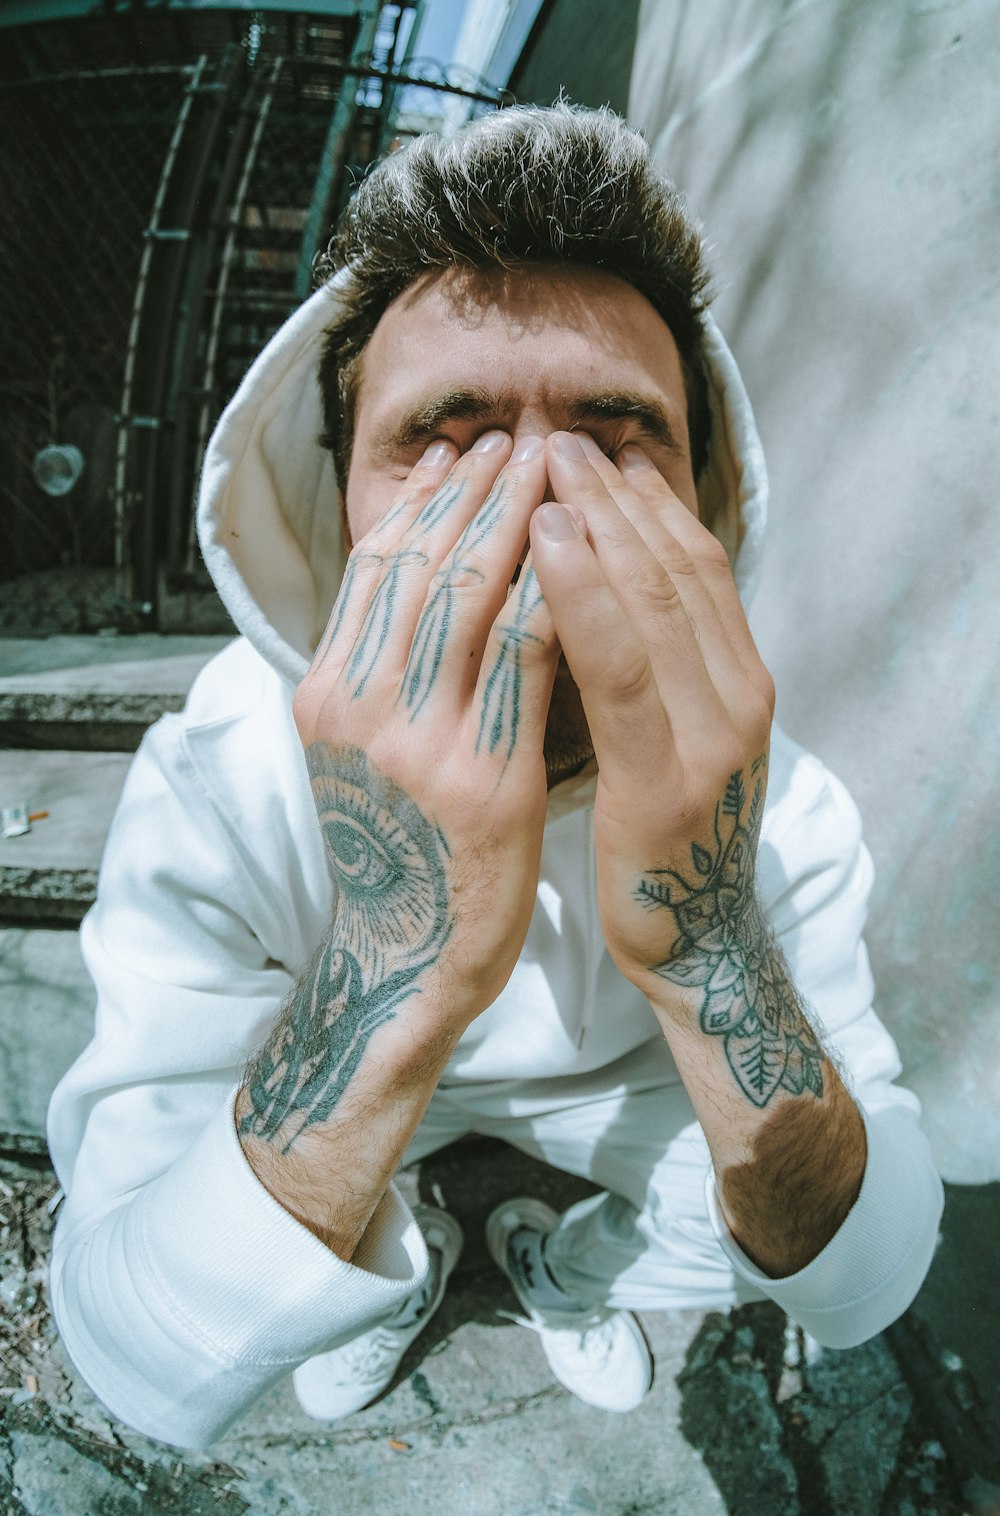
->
[[531, 431, 776, 1008], [530, 432, 866, 1275], [237, 432, 559, 1256], [293, 429, 559, 1013]]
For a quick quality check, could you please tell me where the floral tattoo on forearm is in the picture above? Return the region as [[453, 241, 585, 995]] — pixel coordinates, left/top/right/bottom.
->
[[239, 744, 453, 1152], [636, 755, 826, 1108]]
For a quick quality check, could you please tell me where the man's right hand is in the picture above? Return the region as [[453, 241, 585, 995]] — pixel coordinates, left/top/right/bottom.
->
[[296, 428, 559, 1016], [235, 432, 558, 1255]]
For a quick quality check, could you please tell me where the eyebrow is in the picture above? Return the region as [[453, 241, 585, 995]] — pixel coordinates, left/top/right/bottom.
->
[[381, 388, 509, 454], [373, 386, 685, 459], [566, 392, 684, 455]]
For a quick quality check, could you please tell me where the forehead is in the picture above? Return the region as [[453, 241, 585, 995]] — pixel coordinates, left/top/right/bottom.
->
[[352, 265, 689, 433]]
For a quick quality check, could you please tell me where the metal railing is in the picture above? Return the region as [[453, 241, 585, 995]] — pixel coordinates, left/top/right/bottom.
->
[[0, 4, 505, 635]]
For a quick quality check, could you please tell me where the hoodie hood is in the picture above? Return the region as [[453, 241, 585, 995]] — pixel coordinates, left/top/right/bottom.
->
[[198, 271, 768, 687]]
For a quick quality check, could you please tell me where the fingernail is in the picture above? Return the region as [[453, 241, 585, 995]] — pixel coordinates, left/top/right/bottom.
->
[[511, 434, 544, 463], [551, 432, 586, 460], [422, 441, 452, 467], [536, 503, 583, 540], [472, 430, 509, 454], [618, 444, 648, 468]]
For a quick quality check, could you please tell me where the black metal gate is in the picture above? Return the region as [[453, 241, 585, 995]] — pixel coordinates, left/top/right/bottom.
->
[[0, 5, 403, 634]]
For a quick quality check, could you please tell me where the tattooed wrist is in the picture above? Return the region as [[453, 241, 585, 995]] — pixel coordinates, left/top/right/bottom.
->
[[636, 756, 827, 1109], [238, 744, 454, 1153]]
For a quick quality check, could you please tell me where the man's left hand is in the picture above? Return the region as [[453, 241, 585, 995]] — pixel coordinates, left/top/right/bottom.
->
[[530, 431, 776, 1015], [530, 432, 867, 1276]]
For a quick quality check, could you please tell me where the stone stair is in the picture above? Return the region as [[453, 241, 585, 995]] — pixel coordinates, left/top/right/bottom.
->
[[0, 634, 230, 1150]]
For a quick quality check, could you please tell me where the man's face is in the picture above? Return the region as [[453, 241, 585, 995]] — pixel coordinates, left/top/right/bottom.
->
[[344, 264, 701, 781]]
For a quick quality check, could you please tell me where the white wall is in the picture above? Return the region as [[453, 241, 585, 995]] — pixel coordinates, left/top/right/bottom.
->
[[630, 0, 999, 1182]]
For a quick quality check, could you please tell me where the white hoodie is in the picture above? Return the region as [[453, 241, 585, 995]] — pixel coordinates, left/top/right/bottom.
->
[[47, 276, 942, 1450]]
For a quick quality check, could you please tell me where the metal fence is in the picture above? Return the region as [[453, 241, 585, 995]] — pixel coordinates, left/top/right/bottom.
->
[[0, 6, 384, 634]]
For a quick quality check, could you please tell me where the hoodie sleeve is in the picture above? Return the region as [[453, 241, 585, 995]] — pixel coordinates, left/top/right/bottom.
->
[[47, 713, 427, 1450], [704, 731, 943, 1346]]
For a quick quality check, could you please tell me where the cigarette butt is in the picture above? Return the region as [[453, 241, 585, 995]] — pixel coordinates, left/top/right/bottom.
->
[[388, 1439, 410, 1452], [24, 1374, 38, 1394], [28, 811, 49, 822]]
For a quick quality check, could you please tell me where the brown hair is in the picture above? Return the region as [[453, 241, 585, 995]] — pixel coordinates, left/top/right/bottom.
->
[[315, 102, 713, 487]]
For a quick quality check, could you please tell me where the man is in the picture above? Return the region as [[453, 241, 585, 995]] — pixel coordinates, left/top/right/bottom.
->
[[47, 103, 942, 1449]]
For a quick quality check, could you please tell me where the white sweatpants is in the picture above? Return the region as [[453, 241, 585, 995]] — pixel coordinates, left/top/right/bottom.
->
[[401, 1038, 762, 1314]]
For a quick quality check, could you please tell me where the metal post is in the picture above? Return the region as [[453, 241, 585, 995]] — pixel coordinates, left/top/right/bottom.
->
[[180, 56, 284, 583], [376, 0, 425, 158], [294, 3, 382, 299], [112, 56, 207, 631]]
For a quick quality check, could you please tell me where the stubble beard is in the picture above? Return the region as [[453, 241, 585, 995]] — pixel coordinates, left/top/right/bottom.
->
[[542, 657, 595, 788]]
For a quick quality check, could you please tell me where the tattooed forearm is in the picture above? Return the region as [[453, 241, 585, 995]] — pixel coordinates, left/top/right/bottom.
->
[[239, 939, 380, 1150], [637, 756, 826, 1108], [477, 565, 545, 761], [239, 745, 452, 1152]]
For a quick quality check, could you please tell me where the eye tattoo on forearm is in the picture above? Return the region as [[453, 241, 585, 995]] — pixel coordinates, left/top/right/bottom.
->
[[636, 755, 826, 1108], [401, 481, 508, 718], [239, 745, 453, 1152], [477, 565, 544, 761]]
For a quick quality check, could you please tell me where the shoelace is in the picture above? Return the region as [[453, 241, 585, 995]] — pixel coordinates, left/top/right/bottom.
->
[[334, 1328, 406, 1383], [496, 1307, 619, 1360]]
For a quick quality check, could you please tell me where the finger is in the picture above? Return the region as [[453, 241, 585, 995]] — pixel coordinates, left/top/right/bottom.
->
[[400, 437, 549, 720], [529, 500, 697, 789], [615, 442, 771, 700], [342, 431, 515, 699], [544, 437, 730, 745], [566, 433, 754, 670], [583, 434, 764, 719], [545, 430, 772, 742], [551, 432, 737, 670], [473, 555, 560, 768], [307, 439, 458, 680]]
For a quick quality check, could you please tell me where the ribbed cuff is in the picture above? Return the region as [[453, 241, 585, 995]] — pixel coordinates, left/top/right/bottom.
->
[[51, 1089, 429, 1446], [134, 1088, 429, 1363]]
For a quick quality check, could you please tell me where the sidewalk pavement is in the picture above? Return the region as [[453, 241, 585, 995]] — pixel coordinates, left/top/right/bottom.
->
[[1, 1138, 991, 1516]]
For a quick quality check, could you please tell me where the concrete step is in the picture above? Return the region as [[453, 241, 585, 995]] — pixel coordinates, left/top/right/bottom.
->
[[0, 750, 133, 924], [0, 927, 95, 1146], [0, 634, 230, 750]]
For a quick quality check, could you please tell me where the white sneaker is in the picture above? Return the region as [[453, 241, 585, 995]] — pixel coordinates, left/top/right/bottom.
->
[[293, 1203, 463, 1420], [486, 1196, 652, 1413]]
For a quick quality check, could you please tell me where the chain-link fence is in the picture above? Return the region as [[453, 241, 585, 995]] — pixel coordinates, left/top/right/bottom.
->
[[1, 60, 195, 630], [0, 6, 381, 635]]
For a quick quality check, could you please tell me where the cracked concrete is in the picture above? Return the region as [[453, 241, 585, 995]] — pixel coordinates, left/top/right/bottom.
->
[[2, 1140, 998, 1516]]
